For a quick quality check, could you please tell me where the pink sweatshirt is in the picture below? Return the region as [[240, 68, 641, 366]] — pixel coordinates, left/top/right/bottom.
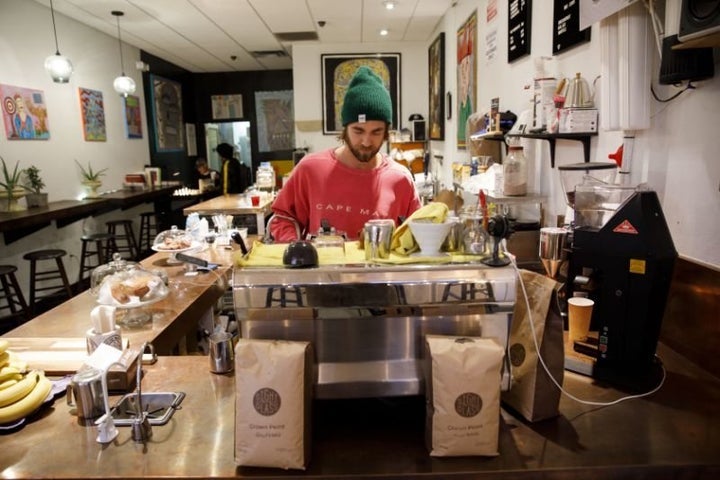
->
[[270, 148, 422, 241]]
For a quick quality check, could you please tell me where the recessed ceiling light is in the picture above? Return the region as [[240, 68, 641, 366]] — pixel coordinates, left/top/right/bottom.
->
[[380, 29, 389, 36], [383, 1, 396, 10]]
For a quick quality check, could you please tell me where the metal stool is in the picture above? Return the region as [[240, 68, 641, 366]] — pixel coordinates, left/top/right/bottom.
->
[[77, 233, 115, 293], [22, 249, 73, 316], [137, 211, 159, 257], [0, 265, 30, 332], [106, 219, 139, 260]]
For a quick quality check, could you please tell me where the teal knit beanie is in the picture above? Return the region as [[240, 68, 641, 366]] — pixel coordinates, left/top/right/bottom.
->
[[341, 66, 393, 126]]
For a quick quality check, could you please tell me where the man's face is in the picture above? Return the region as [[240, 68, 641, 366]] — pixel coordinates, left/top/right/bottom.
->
[[343, 120, 387, 163]]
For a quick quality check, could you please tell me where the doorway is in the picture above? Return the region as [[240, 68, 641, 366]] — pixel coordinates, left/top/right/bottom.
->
[[204, 121, 253, 183]]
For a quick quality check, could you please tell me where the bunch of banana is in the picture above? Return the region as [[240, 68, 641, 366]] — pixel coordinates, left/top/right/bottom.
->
[[0, 339, 52, 424]]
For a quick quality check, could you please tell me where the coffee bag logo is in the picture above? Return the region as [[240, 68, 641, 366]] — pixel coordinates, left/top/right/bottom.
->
[[509, 342, 526, 367], [454, 392, 482, 418], [253, 388, 282, 416]]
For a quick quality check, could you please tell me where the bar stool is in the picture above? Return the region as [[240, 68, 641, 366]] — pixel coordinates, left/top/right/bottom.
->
[[77, 233, 115, 293], [137, 211, 159, 257], [106, 219, 139, 260], [0, 265, 30, 332], [22, 249, 73, 316], [265, 287, 304, 307]]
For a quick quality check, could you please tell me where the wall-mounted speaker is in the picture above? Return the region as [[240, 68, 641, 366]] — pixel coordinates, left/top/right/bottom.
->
[[411, 120, 426, 142], [678, 0, 720, 42]]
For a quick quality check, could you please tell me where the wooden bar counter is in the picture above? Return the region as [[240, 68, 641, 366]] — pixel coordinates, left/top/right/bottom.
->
[[183, 194, 273, 235], [2, 245, 235, 357], [1, 343, 719, 479]]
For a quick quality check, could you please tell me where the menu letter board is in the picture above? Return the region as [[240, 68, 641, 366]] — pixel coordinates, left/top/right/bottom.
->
[[552, 0, 591, 55], [508, 0, 532, 63]]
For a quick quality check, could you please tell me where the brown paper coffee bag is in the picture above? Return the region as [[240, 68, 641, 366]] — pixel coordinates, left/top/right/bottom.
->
[[234, 339, 313, 470], [501, 269, 564, 422], [424, 335, 504, 457]]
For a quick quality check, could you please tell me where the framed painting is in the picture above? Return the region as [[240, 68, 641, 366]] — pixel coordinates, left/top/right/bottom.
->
[[150, 74, 185, 152], [321, 53, 401, 135], [457, 10, 477, 149], [428, 32, 445, 141], [79, 88, 106, 142], [124, 94, 143, 139], [0, 84, 50, 140], [211, 94, 243, 120], [255, 90, 294, 152]]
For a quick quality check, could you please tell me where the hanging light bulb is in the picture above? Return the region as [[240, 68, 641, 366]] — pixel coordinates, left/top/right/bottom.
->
[[44, 0, 73, 83], [112, 11, 136, 97]]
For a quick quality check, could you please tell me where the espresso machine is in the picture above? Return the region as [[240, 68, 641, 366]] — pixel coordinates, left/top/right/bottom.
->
[[558, 168, 677, 390]]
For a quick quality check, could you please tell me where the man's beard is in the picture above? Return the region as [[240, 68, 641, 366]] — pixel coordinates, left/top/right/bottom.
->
[[348, 143, 380, 163]]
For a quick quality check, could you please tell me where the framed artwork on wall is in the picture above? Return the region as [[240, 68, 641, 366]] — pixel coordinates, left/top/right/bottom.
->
[[0, 83, 50, 140], [78, 88, 106, 142], [428, 32, 445, 141], [211, 94, 243, 120], [124, 94, 143, 139], [457, 10, 477, 149], [150, 74, 185, 152], [321, 53, 401, 135], [255, 90, 294, 152]]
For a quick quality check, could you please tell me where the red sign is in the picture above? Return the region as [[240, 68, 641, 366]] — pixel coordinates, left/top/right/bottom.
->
[[613, 220, 639, 234]]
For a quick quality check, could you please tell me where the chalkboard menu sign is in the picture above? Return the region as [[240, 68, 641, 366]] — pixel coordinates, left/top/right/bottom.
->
[[508, 0, 532, 63], [552, 0, 591, 55]]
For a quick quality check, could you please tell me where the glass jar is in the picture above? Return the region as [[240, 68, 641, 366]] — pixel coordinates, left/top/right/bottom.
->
[[503, 145, 527, 196], [256, 162, 276, 191]]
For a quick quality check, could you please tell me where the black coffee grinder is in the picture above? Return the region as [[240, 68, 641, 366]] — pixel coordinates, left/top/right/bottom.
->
[[561, 171, 677, 391]]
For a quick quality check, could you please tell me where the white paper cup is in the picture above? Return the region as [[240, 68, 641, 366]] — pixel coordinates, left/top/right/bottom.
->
[[567, 297, 594, 346]]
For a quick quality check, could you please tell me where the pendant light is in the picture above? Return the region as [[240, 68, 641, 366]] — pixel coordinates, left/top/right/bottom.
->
[[112, 10, 136, 97], [44, 0, 73, 83]]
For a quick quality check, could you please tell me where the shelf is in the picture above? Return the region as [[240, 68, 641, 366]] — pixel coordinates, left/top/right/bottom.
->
[[505, 132, 597, 167]]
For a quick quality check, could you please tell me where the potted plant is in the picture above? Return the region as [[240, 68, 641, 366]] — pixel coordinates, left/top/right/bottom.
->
[[75, 159, 108, 198], [22, 165, 48, 208], [0, 156, 26, 212]]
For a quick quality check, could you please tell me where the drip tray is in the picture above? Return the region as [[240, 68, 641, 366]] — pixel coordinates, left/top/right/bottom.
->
[[110, 392, 185, 426]]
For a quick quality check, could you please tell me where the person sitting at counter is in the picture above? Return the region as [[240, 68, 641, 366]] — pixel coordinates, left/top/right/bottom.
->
[[216, 142, 251, 194], [194, 157, 220, 190], [270, 66, 421, 241]]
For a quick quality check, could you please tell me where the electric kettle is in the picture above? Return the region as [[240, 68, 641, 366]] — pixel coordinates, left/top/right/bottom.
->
[[565, 72, 594, 108]]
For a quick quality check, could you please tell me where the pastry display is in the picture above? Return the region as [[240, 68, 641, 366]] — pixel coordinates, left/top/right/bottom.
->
[[96, 270, 168, 307]]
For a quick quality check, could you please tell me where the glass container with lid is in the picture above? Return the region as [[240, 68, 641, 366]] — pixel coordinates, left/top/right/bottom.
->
[[503, 146, 527, 196], [90, 253, 140, 297], [152, 225, 194, 252]]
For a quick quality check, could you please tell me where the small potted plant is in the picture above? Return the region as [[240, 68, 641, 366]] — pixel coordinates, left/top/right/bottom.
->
[[22, 165, 48, 208], [0, 156, 26, 212], [75, 159, 108, 198]]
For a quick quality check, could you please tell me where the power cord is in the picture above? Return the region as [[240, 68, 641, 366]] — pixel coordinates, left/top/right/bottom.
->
[[507, 255, 666, 407]]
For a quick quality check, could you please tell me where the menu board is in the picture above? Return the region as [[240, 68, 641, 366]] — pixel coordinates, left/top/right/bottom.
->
[[552, 0, 591, 55], [508, 0, 532, 63]]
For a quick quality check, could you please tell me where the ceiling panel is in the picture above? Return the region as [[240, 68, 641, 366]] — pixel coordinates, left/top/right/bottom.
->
[[32, 0, 452, 72]]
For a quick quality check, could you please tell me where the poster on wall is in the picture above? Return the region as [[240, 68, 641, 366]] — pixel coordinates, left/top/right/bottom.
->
[[553, 0, 591, 55], [321, 53, 401, 135], [508, 0, 532, 63], [457, 10, 477, 149], [428, 32, 445, 141], [211, 94, 243, 120], [79, 88, 107, 142], [0, 84, 50, 140], [124, 94, 143, 139], [255, 90, 294, 152], [150, 74, 185, 151]]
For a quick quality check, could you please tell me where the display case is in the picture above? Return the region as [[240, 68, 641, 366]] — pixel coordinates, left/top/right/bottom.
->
[[233, 262, 516, 399]]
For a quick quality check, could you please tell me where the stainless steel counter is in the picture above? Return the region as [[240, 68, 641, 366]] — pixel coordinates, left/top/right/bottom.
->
[[1, 344, 719, 479]]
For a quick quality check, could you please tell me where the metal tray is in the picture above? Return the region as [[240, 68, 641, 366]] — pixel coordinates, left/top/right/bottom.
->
[[109, 391, 185, 426]]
